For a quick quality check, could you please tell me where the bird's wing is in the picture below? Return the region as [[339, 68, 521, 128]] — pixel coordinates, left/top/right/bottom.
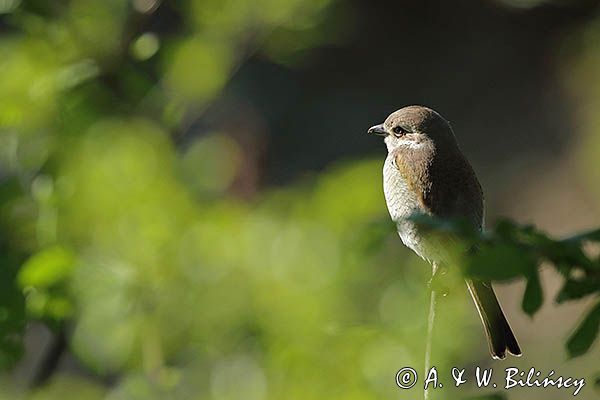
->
[[395, 150, 484, 228], [393, 151, 520, 359]]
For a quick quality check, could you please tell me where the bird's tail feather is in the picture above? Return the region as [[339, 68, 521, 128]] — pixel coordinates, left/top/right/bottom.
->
[[466, 279, 521, 359]]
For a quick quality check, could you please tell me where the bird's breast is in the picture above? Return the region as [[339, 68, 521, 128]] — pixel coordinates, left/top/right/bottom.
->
[[383, 155, 429, 260], [383, 155, 422, 221]]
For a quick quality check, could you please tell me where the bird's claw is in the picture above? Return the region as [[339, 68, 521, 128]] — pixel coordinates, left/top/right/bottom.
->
[[428, 267, 450, 297]]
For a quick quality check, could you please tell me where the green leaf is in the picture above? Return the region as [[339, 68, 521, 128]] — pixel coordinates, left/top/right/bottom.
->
[[522, 271, 543, 316], [550, 241, 599, 272], [408, 213, 480, 239], [493, 218, 521, 241], [493, 219, 551, 248], [465, 243, 536, 281], [18, 246, 75, 288], [567, 301, 600, 358], [556, 278, 600, 303], [565, 228, 600, 243]]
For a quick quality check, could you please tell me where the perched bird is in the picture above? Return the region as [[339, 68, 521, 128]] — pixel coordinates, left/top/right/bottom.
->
[[367, 105, 521, 359]]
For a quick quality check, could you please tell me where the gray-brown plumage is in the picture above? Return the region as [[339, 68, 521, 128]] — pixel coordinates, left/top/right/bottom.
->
[[368, 105, 521, 359]]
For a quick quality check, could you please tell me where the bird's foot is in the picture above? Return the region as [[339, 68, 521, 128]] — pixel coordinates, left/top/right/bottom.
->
[[428, 266, 450, 297]]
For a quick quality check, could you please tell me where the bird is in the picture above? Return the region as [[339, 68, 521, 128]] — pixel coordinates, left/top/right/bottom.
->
[[367, 105, 521, 359]]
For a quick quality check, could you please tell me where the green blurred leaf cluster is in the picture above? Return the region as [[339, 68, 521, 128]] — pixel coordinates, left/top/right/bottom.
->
[[0, 1, 479, 398], [412, 215, 600, 359]]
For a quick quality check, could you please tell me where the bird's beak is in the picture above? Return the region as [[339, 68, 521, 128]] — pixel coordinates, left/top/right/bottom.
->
[[367, 124, 387, 136]]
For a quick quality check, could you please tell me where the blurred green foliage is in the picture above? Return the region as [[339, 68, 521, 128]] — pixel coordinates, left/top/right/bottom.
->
[[0, 1, 474, 399], [412, 215, 600, 359], [1, 0, 600, 399]]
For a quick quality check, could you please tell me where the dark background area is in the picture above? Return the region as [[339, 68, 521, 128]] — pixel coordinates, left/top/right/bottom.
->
[[199, 0, 586, 182]]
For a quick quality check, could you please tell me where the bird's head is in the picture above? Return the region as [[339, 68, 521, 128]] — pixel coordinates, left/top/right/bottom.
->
[[367, 105, 458, 154]]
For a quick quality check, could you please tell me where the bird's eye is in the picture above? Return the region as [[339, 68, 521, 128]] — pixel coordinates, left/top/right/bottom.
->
[[392, 126, 406, 136]]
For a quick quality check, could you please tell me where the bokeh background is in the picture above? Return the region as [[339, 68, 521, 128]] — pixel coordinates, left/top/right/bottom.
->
[[1, 0, 600, 399]]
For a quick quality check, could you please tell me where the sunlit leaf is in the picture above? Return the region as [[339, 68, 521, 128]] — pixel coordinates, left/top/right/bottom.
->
[[18, 246, 75, 288]]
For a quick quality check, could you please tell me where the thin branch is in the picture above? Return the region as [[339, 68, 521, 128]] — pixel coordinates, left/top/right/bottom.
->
[[424, 263, 438, 400]]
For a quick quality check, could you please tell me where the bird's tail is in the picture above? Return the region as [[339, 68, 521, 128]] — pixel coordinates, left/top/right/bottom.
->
[[466, 279, 521, 359]]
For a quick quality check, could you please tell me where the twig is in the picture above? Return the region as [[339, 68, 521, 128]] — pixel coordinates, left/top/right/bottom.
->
[[424, 263, 438, 400], [30, 328, 67, 388]]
